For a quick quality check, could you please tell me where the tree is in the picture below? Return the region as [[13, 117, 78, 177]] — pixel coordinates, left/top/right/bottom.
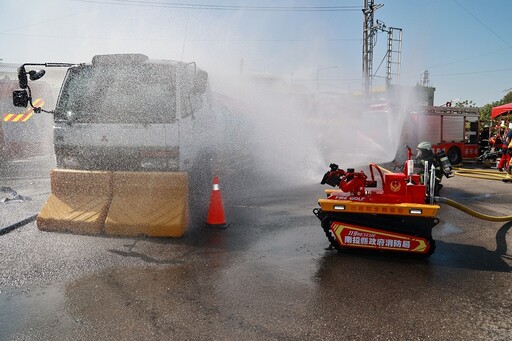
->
[[477, 91, 512, 122], [479, 100, 502, 122], [503, 91, 512, 104], [453, 99, 476, 108]]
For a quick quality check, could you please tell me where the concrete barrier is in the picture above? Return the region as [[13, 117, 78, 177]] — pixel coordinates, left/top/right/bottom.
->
[[104, 171, 188, 237], [37, 169, 113, 234]]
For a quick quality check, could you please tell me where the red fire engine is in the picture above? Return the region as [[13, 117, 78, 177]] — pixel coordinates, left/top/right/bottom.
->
[[401, 105, 480, 165]]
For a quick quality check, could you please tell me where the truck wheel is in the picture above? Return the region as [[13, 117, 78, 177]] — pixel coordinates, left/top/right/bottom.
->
[[447, 146, 462, 165], [189, 149, 216, 205]]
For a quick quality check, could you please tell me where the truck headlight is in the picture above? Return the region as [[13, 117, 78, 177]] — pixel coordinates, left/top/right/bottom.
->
[[139, 149, 180, 171], [166, 158, 180, 171], [61, 156, 80, 168], [141, 158, 167, 170], [65, 110, 75, 120]]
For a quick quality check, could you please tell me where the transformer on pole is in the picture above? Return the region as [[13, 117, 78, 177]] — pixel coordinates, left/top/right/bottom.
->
[[362, 0, 382, 96], [362, 0, 402, 96]]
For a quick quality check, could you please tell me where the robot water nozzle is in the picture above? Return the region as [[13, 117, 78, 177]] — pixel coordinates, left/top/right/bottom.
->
[[329, 163, 339, 172]]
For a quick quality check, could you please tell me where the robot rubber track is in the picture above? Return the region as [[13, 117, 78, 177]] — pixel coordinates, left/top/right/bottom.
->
[[314, 208, 437, 257]]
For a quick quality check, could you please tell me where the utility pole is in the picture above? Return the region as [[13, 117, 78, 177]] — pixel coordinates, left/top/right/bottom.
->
[[316, 65, 338, 95], [375, 20, 402, 87], [362, 0, 383, 97]]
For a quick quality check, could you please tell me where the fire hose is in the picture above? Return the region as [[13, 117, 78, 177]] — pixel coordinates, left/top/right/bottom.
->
[[435, 196, 512, 222], [452, 167, 509, 181], [0, 214, 38, 236]]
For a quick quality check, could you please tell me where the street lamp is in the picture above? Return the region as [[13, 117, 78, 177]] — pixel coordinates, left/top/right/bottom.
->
[[316, 65, 337, 94]]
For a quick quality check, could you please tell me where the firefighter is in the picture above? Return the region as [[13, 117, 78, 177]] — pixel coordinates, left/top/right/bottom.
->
[[505, 133, 512, 174], [497, 125, 512, 172], [415, 141, 444, 195]]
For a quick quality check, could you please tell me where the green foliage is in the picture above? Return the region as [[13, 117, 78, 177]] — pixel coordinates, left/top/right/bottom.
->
[[503, 91, 512, 104], [470, 91, 512, 122], [480, 101, 502, 122], [453, 99, 476, 108], [435, 91, 512, 123]]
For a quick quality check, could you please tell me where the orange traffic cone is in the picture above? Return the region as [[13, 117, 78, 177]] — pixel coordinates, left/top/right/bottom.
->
[[206, 176, 229, 228]]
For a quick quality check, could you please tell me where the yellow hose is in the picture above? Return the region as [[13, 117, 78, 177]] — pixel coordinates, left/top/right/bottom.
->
[[452, 167, 510, 181], [436, 196, 512, 221], [381, 165, 509, 181], [365, 165, 512, 220]]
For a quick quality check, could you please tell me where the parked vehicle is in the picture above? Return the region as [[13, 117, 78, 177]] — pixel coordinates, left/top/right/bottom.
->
[[401, 105, 481, 165]]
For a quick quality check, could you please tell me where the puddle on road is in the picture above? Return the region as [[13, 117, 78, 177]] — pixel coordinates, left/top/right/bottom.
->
[[0, 285, 68, 339], [435, 221, 464, 237], [2, 266, 196, 339], [245, 221, 326, 282]]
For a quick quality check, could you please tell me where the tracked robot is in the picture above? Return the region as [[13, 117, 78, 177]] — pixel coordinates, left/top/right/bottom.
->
[[314, 147, 441, 257]]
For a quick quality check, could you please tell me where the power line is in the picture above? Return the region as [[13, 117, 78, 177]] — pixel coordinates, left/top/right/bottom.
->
[[431, 67, 512, 77], [0, 31, 360, 42], [71, 0, 363, 11], [425, 2, 512, 80], [426, 46, 512, 70], [0, 10, 95, 34], [453, 0, 512, 48]]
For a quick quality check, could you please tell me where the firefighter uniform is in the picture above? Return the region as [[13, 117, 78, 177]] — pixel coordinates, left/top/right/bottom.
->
[[415, 141, 443, 195], [498, 127, 512, 171]]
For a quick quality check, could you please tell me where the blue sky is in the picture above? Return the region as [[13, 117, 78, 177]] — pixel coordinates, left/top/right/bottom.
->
[[1, 0, 511, 107]]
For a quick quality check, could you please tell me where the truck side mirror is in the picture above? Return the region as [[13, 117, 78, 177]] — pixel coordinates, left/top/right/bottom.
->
[[17, 66, 45, 89], [29, 69, 46, 81], [17, 66, 28, 89], [13, 90, 29, 107], [193, 70, 208, 94]]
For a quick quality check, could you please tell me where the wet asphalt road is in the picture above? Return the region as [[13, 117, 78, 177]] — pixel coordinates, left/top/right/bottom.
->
[[0, 157, 511, 340]]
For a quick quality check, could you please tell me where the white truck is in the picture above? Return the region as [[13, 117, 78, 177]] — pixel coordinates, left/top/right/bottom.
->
[[49, 54, 210, 172], [12, 54, 244, 180], [12, 54, 247, 236]]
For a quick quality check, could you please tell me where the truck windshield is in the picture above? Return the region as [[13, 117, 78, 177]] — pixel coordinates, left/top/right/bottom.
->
[[56, 64, 176, 124]]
